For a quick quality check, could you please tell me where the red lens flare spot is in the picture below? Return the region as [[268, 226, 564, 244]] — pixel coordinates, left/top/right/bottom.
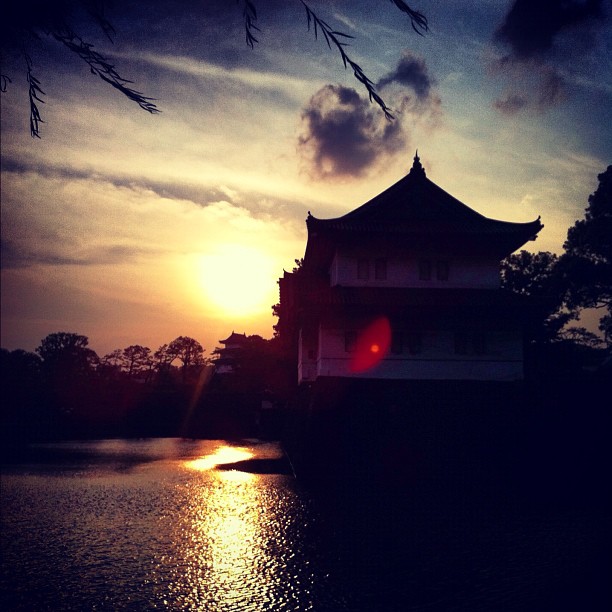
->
[[349, 317, 391, 373]]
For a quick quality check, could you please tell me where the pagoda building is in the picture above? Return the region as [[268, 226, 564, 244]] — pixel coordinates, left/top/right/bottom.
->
[[277, 154, 543, 384], [213, 331, 248, 375]]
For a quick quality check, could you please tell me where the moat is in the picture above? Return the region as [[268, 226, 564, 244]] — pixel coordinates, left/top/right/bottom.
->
[[2, 437, 609, 611]]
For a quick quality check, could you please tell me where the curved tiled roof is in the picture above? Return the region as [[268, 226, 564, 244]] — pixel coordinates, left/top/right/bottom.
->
[[219, 331, 247, 345], [304, 154, 543, 263]]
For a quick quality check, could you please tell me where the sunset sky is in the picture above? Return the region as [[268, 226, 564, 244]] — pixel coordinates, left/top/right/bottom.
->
[[1, 0, 611, 358]]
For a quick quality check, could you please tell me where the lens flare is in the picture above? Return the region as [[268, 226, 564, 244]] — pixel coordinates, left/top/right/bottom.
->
[[349, 317, 391, 373]]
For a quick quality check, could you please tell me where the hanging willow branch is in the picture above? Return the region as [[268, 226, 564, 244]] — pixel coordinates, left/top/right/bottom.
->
[[239, 0, 260, 48], [387, 0, 429, 35], [52, 29, 159, 114], [26, 55, 45, 138], [4, 1, 429, 137], [300, 1, 395, 119], [238, 1, 428, 119]]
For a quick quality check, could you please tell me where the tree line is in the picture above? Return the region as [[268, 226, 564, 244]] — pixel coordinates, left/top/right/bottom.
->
[[1, 331, 292, 447], [500, 165, 611, 369]]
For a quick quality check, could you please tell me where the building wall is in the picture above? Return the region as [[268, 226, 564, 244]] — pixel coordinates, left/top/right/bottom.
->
[[298, 323, 524, 382], [329, 250, 500, 289], [298, 327, 317, 383]]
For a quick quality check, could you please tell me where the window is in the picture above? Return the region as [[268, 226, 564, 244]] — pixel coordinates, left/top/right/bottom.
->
[[391, 331, 422, 354], [454, 332, 487, 355], [391, 331, 403, 355], [374, 258, 388, 280], [418, 260, 432, 280], [345, 331, 357, 353], [357, 259, 370, 280], [436, 260, 449, 281], [406, 332, 423, 355], [473, 332, 487, 355]]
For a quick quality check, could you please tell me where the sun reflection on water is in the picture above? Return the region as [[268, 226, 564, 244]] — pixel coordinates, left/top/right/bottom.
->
[[164, 443, 304, 609], [184, 445, 254, 472]]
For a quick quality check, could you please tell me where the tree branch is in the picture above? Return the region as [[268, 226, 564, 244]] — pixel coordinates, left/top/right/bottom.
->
[[239, 0, 260, 48], [26, 55, 45, 138], [387, 0, 429, 35], [300, 1, 394, 119], [52, 28, 160, 115]]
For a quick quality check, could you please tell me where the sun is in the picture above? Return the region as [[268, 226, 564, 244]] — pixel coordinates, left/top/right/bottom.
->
[[196, 244, 278, 317]]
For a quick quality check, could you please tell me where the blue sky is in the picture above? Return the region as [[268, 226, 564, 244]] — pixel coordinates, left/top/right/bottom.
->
[[1, 0, 611, 357]]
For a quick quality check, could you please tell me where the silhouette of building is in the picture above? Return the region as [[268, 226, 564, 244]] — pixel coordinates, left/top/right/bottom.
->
[[277, 153, 543, 384], [213, 332, 248, 375]]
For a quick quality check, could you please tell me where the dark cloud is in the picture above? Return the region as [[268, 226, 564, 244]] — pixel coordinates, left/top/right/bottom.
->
[[0, 235, 158, 270], [493, 68, 567, 115], [374, 51, 442, 124], [491, 0, 607, 115], [495, 0, 605, 61], [493, 93, 529, 115], [1, 156, 309, 228], [297, 84, 406, 179], [1, 156, 234, 208], [536, 69, 567, 108], [377, 51, 434, 100]]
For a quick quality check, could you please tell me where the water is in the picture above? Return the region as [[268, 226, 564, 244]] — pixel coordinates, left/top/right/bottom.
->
[[1, 438, 610, 611]]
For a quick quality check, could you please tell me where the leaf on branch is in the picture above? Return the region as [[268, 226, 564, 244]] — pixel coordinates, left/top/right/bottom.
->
[[1, 75, 12, 92], [239, 0, 260, 49], [331, 31, 355, 39], [388, 0, 429, 35], [86, 2, 117, 42], [26, 55, 45, 138]]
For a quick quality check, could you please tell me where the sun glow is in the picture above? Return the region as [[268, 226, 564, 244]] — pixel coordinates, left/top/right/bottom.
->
[[196, 245, 278, 317]]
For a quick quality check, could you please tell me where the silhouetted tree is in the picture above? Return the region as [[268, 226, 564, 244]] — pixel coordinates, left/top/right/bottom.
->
[[121, 344, 153, 379], [501, 250, 576, 344], [272, 258, 304, 339], [559, 326, 605, 349], [1, 0, 428, 136], [561, 165, 612, 346], [152, 343, 176, 382], [501, 167, 612, 351], [0, 348, 45, 442], [33, 332, 99, 433], [36, 331, 98, 376], [98, 348, 123, 380], [167, 336, 205, 383], [1, 347, 42, 380]]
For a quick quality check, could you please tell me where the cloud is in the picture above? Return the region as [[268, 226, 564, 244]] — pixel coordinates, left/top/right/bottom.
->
[[377, 51, 435, 100], [0, 155, 310, 227], [491, 0, 607, 115], [133, 52, 314, 102], [0, 167, 301, 274], [374, 50, 443, 128], [536, 68, 567, 108], [494, 0, 605, 61], [297, 84, 406, 179], [493, 93, 529, 115], [493, 67, 567, 115]]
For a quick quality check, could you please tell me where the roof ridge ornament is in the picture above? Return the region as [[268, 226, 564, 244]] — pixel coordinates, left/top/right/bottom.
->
[[410, 150, 426, 178]]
